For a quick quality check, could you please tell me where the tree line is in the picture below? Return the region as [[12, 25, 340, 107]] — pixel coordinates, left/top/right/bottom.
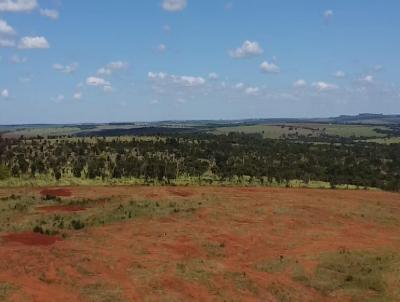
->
[[0, 133, 399, 191]]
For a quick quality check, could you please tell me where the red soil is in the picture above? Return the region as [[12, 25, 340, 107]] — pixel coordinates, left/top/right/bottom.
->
[[40, 188, 72, 197], [0, 186, 399, 301], [2, 232, 61, 246], [37, 205, 87, 213], [168, 189, 194, 197]]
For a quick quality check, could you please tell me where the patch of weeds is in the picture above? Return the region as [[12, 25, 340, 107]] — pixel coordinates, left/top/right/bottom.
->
[[272, 207, 291, 215], [42, 195, 61, 202], [7, 194, 21, 200], [1, 198, 201, 235], [32, 224, 59, 236], [80, 283, 127, 302], [224, 271, 258, 295], [291, 264, 309, 284], [256, 256, 296, 273], [12, 202, 29, 212], [296, 250, 400, 301], [0, 282, 16, 301], [176, 260, 214, 287], [267, 282, 301, 302], [76, 265, 96, 277], [203, 242, 226, 258], [354, 203, 400, 225]]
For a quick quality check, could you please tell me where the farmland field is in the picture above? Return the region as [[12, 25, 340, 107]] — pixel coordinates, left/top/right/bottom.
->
[[214, 124, 389, 139], [0, 186, 399, 301]]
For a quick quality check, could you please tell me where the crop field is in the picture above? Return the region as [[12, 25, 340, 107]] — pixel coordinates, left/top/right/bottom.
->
[[0, 186, 399, 301]]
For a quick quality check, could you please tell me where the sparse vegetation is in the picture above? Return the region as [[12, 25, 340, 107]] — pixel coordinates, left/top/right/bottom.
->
[[294, 250, 400, 301], [0, 282, 16, 302], [80, 283, 127, 302]]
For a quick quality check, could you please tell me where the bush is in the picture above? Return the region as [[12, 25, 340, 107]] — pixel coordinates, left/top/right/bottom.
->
[[33, 225, 44, 234], [0, 165, 10, 180], [70, 219, 85, 230]]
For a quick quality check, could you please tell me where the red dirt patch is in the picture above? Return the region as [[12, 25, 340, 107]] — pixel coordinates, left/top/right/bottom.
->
[[37, 205, 87, 213], [40, 188, 72, 197], [2, 232, 61, 246], [168, 189, 194, 197], [0, 186, 399, 301]]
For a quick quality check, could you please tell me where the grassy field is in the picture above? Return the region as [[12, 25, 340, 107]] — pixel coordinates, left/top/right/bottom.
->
[[1, 120, 395, 141], [1, 127, 83, 138], [365, 137, 400, 144], [0, 186, 399, 301], [214, 124, 389, 139], [0, 174, 377, 191]]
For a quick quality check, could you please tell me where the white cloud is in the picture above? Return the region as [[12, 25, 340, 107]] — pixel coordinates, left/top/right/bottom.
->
[[86, 76, 111, 87], [18, 36, 49, 49], [260, 61, 280, 74], [0, 0, 37, 12], [208, 72, 218, 80], [73, 92, 82, 100], [172, 75, 205, 86], [97, 61, 128, 76], [107, 61, 128, 70], [324, 9, 333, 21], [245, 86, 260, 95], [334, 71, 346, 78], [162, 0, 187, 12], [0, 38, 15, 48], [312, 81, 338, 91], [10, 54, 26, 63], [148, 72, 167, 80], [235, 82, 244, 89], [148, 71, 206, 87], [52, 94, 64, 103], [0, 19, 16, 35], [360, 75, 374, 84], [1, 89, 9, 98], [157, 43, 167, 52], [293, 79, 307, 88], [229, 40, 263, 58], [86, 76, 113, 92], [40, 9, 59, 20], [19, 76, 31, 83], [53, 63, 79, 74], [97, 67, 112, 76], [103, 85, 113, 92]]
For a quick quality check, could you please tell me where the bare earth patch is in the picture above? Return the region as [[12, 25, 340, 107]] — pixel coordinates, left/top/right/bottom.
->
[[0, 186, 399, 301], [40, 188, 72, 198], [2, 232, 61, 246]]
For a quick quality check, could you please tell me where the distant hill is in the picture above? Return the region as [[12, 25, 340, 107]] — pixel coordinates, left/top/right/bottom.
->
[[1, 113, 400, 139]]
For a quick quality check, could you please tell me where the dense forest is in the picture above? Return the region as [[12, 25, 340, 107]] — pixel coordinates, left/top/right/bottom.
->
[[0, 133, 399, 191]]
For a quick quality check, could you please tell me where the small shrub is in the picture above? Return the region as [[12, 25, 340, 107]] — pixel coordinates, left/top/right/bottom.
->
[[33, 225, 44, 234], [71, 219, 85, 230]]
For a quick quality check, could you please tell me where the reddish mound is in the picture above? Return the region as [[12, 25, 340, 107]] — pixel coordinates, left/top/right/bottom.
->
[[37, 205, 87, 213], [2, 232, 61, 246], [40, 188, 72, 197]]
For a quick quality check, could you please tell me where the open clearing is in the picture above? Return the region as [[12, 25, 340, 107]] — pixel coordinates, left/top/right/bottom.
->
[[0, 186, 399, 301]]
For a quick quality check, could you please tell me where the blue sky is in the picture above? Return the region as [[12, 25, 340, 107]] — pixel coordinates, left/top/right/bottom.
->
[[1, 0, 400, 124]]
